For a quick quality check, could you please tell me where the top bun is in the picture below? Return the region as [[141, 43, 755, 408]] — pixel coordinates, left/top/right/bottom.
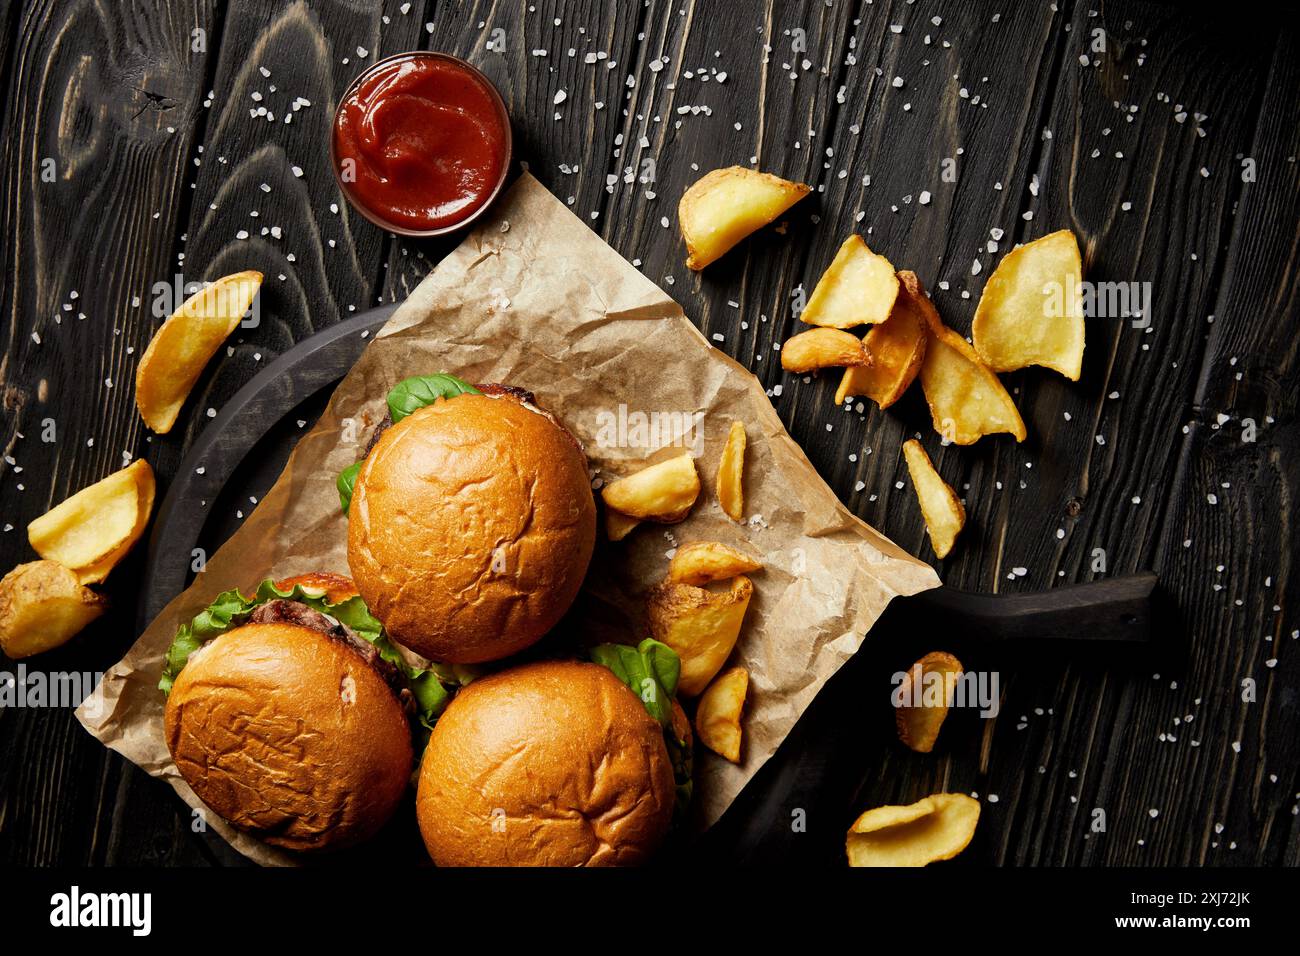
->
[[416, 660, 675, 866], [347, 391, 596, 663], [164, 621, 413, 852]]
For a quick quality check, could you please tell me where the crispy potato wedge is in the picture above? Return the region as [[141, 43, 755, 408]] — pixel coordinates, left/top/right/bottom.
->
[[679, 167, 810, 270], [668, 541, 763, 586], [601, 454, 700, 522], [902, 440, 965, 559], [696, 666, 749, 762], [846, 793, 980, 867], [647, 575, 753, 696], [894, 651, 964, 752], [604, 508, 641, 542], [835, 270, 929, 407], [780, 327, 871, 373], [716, 420, 746, 522], [911, 275, 1026, 444], [800, 235, 899, 329], [27, 460, 155, 584], [972, 230, 1084, 379], [0, 560, 108, 659], [135, 270, 263, 433]]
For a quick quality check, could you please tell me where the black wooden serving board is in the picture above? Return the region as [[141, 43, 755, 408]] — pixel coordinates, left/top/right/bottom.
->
[[138, 307, 1159, 866]]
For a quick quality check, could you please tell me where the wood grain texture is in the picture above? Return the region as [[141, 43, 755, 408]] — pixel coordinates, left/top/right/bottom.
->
[[0, 0, 1296, 867]]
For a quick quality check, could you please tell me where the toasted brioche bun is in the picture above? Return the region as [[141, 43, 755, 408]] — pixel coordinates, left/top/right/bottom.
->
[[347, 393, 597, 663], [164, 621, 412, 852], [416, 660, 675, 866]]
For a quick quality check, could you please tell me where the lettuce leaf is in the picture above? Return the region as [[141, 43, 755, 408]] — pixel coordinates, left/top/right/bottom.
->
[[337, 461, 362, 514], [588, 638, 680, 726], [159, 579, 454, 729], [589, 639, 692, 821], [386, 374, 481, 423], [335, 373, 480, 514]]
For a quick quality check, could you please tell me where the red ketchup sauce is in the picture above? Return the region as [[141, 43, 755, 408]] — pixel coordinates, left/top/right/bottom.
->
[[333, 53, 509, 234]]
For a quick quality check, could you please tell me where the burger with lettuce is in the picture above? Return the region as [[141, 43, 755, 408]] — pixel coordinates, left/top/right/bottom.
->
[[158, 374, 691, 862], [159, 572, 455, 852], [338, 373, 597, 665], [417, 640, 694, 866], [159, 572, 692, 861]]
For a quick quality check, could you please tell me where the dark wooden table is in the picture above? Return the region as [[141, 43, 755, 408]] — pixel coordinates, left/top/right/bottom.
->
[[1, 0, 1296, 867]]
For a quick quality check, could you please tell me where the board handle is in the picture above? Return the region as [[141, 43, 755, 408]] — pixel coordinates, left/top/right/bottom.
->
[[911, 572, 1158, 644]]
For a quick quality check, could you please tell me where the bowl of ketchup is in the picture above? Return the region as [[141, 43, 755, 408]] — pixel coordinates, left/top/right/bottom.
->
[[332, 51, 512, 236]]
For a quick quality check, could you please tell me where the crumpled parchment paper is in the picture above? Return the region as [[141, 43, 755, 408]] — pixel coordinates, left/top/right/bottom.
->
[[76, 173, 939, 865]]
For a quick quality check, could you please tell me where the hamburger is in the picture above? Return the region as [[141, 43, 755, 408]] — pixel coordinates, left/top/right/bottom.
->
[[416, 642, 693, 866], [339, 374, 596, 664], [159, 572, 453, 852]]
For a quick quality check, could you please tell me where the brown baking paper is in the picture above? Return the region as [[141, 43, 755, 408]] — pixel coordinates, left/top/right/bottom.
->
[[76, 173, 939, 865]]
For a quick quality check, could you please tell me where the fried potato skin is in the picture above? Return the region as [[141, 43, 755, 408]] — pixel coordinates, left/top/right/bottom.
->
[[846, 793, 980, 867], [902, 440, 966, 559], [0, 560, 108, 659], [972, 229, 1084, 380], [780, 327, 871, 373], [679, 167, 810, 270], [835, 271, 929, 407], [894, 650, 964, 752], [135, 271, 263, 433], [696, 666, 749, 762], [908, 273, 1026, 444], [667, 541, 763, 586], [716, 421, 747, 521], [27, 460, 155, 584], [800, 236, 900, 329], [601, 454, 700, 522], [647, 575, 753, 696]]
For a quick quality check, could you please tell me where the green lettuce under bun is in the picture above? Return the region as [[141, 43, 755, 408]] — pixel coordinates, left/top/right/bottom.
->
[[337, 374, 482, 514], [589, 638, 693, 821], [159, 579, 455, 729]]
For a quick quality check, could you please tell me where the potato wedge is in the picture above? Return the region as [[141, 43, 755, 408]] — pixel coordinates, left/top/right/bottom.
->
[[902, 440, 965, 559], [800, 235, 899, 329], [601, 453, 700, 522], [604, 508, 641, 542], [846, 793, 980, 867], [911, 274, 1026, 444], [972, 230, 1084, 379], [894, 651, 964, 752], [27, 460, 155, 584], [780, 327, 870, 373], [835, 270, 929, 407], [135, 270, 263, 433], [647, 575, 753, 696], [716, 420, 746, 522], [668, 541, 763, 586], [0, 560, 108, 659], [696, 666, 749, 762], [679, 167, 810, 270]]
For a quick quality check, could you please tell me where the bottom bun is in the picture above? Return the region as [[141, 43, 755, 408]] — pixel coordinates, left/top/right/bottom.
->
[[416, 660, 675, 866], [165, 621, 413, 852]]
